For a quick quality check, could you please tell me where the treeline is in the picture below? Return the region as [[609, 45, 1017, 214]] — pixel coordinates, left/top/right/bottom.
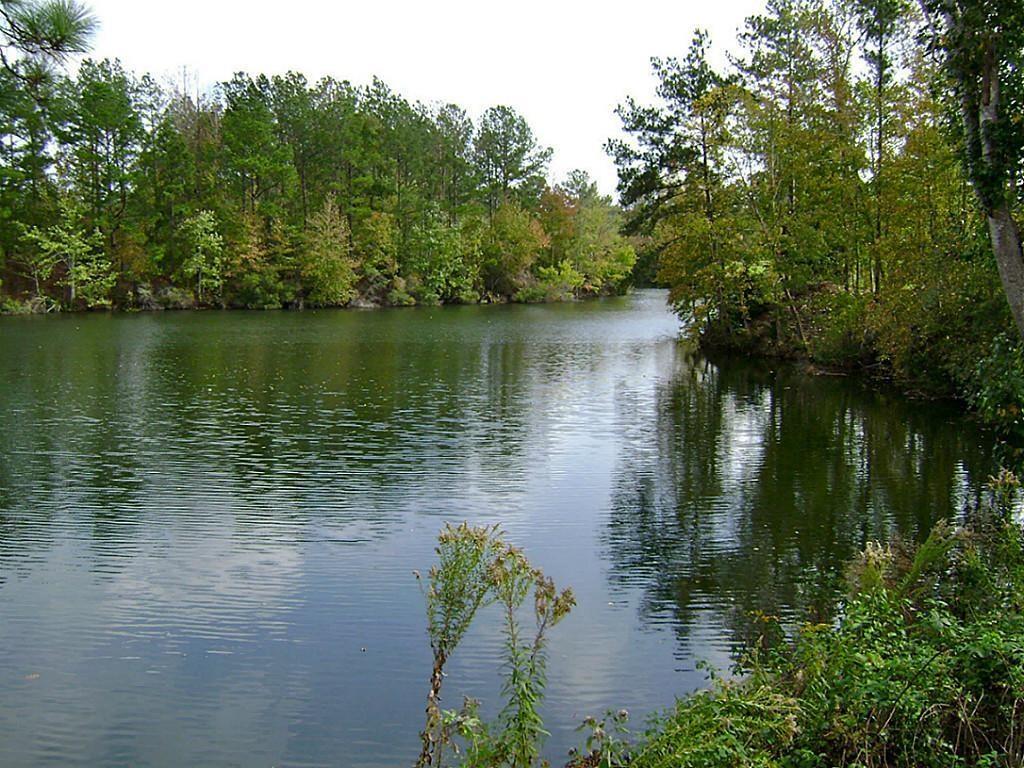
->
[[0, 53, 635, 311], [611, 0, 1024, 441]]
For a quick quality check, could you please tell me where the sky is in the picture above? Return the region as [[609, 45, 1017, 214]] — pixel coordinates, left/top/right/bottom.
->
[[84, 0, 764, 197]]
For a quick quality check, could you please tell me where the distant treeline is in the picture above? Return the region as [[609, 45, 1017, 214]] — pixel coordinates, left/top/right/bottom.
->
[[0, 54, 635, 311]]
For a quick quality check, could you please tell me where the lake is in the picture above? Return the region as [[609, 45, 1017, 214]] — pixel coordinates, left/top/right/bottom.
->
[[0, 290, 994, 766]]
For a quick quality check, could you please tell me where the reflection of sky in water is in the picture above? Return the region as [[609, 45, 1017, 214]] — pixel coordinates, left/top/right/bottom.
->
[[0, 292, 995, 766]]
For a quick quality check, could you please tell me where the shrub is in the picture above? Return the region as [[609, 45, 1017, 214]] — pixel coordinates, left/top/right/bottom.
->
[[969, 335, 1024, 462], [415, 523, 574, 768]]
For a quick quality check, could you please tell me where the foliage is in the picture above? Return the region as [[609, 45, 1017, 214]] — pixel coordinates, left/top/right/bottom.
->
[[482, 202, 548, 298], [20, 195, 111, 307], [591, 472, 1024, 768], [0, 0, 96, 67], [474, 106, 552, 216], [969, 335, 1024, 462], [628, 682, 799, 768], [570, 710, 633, 768], [416, 523, 506, 768], [406, 207, 478, 304], [611, 0, 1023, 432], [300, 196, 356, 306], [179, 209, 223, 304], [516, 260, 584, 303], [415, 523, 574, 768], [0, 24, 633, 311], [224, 216, 292, 309]]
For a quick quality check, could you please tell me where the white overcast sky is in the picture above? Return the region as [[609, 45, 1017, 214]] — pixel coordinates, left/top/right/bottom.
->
[[84, 0, 764, 197]]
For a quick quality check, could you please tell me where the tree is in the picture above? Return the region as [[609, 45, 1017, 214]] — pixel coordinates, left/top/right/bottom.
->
[[16, 219, 58, 299], [433, 103, 478, 226], [180, 209, 223, 303], [918, 0, 1024, 339], [0, 64, 55, 254], [0, 0, 95, 279], [569, 190, 636, 295], [21, 195, 110, 307], [474, 106, 552, 217], [0, 0, 96, 75], [851, 0, 910, 292], [300, 196, 356, 306], [541, 170, 637, 296], [481, 201, 548, 297], [268, 71, 317, 225], [611, 30, 751, 324], [56, 58, 144, 269], [0, 17, 631, 311], [132, 110, 197, 273], [220, 73, 295, 216], [224, 215, 293, 309]]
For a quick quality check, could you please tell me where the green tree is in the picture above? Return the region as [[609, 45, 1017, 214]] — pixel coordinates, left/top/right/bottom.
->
[[474, 106, 552, 217], [559, 170, 636, 295], [56, 58, 144, 279], [220, 73, 295, 217], [353, 210, 399, 302], [611, 31, 753, 327], [433, 103, 478, 226], [300, 196, 356, 306], [180, 209, 223, 304], [482, 201, 548, 297], [21, 195, 110, 307], [131, 110, 197, 276], [0, 10, 612, 314], [405, 206, 471, 304], [0, 0, 95, 74], [851, 0, 910, 292], [0, 0, 95, 283], [268, 71, 318, 225]]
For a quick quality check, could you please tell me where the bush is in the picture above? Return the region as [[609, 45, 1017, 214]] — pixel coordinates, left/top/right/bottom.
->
[[0, 294, 37, 314], [415, 523, 574, 768], [969, 335, 1024, 462], [628, 682, 798, 768], [514, 261, 584, 303], [408, 479, 1024, 768], [156, 285, 196, 310], [807, 290, 869, 368], [386, 276, 416, 307]]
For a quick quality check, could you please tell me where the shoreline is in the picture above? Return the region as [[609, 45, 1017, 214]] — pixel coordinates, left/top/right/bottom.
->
[[0, 288, 636, 317]]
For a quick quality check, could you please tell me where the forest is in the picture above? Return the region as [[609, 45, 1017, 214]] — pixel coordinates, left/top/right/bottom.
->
[[611, 0, 1024, 450], [0, 16, 635, 312]]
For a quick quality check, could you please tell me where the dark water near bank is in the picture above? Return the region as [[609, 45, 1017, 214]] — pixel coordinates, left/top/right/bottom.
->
[[0, 291, 993, 766]]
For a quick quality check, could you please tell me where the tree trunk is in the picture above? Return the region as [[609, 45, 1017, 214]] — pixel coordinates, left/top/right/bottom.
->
[[988, 205, 1024, 339]]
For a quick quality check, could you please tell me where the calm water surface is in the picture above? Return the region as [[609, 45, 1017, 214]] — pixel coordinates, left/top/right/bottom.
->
[[0, 291, 994, 766]]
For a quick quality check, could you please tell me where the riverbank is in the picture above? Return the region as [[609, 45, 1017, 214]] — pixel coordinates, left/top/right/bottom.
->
[[691, 286, 1024, 462], [0, 281, 630, 315], [565, 291, 1024, 766], [570, 471, 1024, 768]]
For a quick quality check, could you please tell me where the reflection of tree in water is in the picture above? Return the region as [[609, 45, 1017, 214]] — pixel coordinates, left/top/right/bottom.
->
[[0, 310, 552, 577], [606, 353, 993, 659]]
